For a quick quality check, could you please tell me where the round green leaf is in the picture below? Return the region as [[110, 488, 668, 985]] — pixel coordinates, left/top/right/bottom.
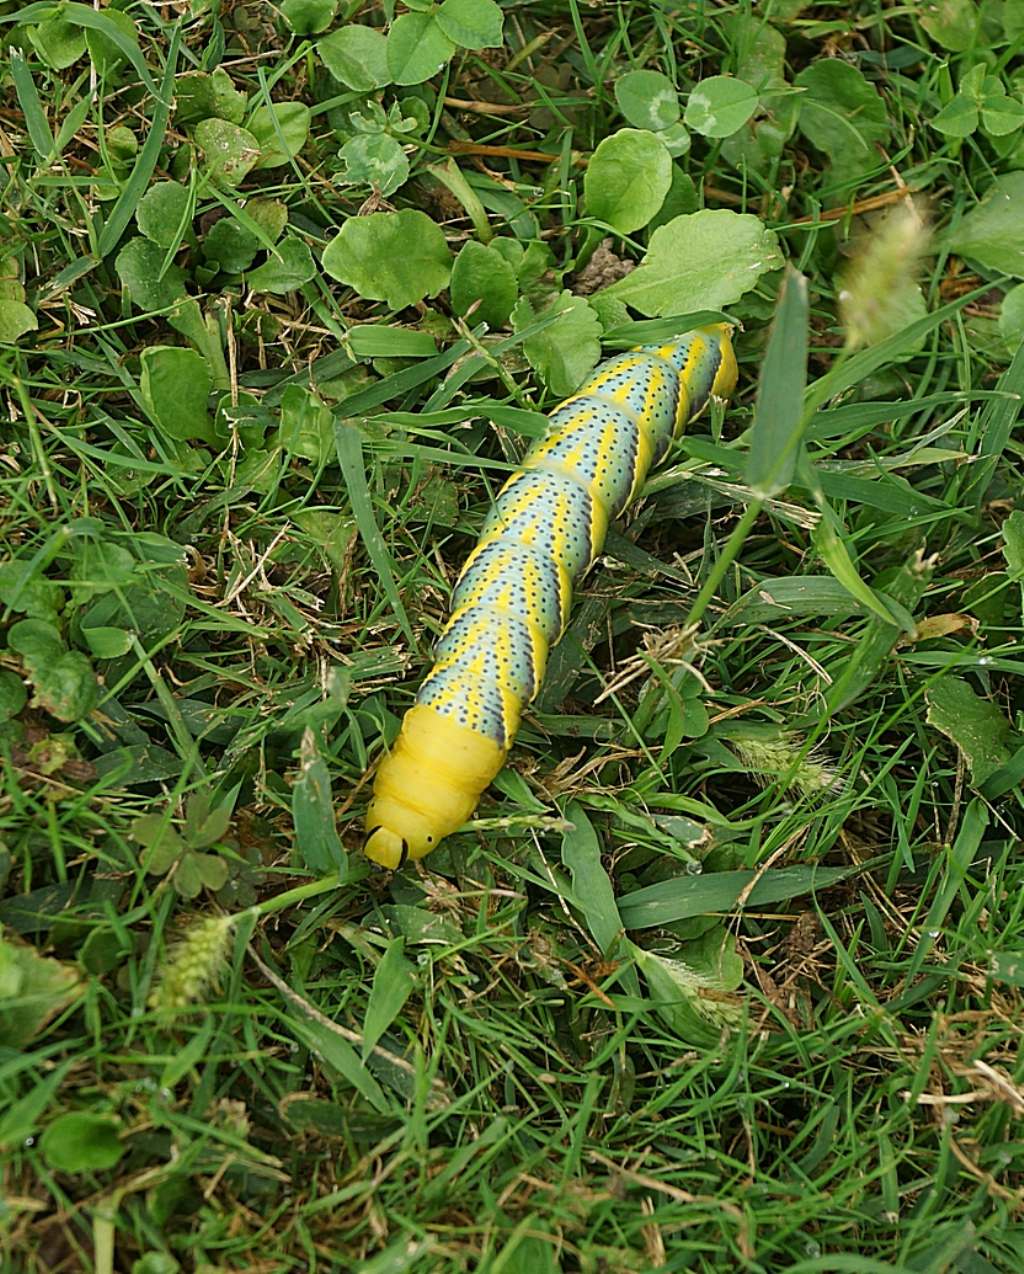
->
[[999, 282, 1024, 349], [512, 290, 602, 397], [279, 0, 337, 34], [435, 0, 504, 49], [27, 17, 86, 70], [322, 209, 453, 310], [175, 68, 247, 126], [114, 238, 187, 311], [921, 0, 979, 51], [248, 102, 310, 169], [981, 94, 1024, 137], [194, 118, 260, 188], [40, 1113, 124, 1174], [338, 133, 410, 196], [614, 69, 680, 132], [450, 240, 517, 329], [136, 182, 192, 249], [386, 12, 456, 86], [0, 300, 38, 345], [318, 25, 391, 90], [948, 172, 1024, 277], [140, 347, 216, 444], [247, 237, 316, 295], [0, 668, 27, 723], [794, 61, 889, 181], [584, 128, 672, 233], [684, 75, 759, 138], [931, 95, 980, 138], [657, 119, 691, 157], [85, 8, 139, 76]]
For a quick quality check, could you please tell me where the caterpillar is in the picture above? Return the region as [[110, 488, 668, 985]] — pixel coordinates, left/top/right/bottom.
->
[[364, 324, 737, 869]]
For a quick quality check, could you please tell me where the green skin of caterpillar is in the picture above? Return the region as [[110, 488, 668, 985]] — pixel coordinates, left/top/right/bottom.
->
[[364, 324, 738, 869]]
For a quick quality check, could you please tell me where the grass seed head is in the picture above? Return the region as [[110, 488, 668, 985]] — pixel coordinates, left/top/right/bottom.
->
[[150, 914, 236, 1017], [838, 200, 931, 350], [728, 729, 839, 799]]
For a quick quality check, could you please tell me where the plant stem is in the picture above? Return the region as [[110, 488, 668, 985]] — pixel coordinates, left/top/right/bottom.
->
[[685, 499, 763, 630]]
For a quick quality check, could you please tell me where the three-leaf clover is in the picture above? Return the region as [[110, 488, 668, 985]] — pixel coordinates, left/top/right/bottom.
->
[[131, 792, 234, 898]]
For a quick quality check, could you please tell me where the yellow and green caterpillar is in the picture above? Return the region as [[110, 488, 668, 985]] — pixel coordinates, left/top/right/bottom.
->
[[364, 324, 737, 869]]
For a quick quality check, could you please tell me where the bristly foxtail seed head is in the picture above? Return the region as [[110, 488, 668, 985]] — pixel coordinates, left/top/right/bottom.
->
[[838, 200, 931, 351], [729, 730, 840, 800], [149, 914, 236, 1017]]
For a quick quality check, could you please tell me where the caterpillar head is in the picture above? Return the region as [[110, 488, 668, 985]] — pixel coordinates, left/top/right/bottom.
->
[[364, 795, 439, 869], [363, 704, 507, 870]]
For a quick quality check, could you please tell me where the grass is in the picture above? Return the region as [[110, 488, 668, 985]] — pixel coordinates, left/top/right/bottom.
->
[[3, 1, 1024, 1271]]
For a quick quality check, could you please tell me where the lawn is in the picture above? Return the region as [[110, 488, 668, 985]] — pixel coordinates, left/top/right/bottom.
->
[[3, 1, 1024, 1270]]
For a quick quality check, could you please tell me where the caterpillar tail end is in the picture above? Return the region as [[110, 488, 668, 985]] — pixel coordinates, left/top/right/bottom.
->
[[363, 705, 507, 870]]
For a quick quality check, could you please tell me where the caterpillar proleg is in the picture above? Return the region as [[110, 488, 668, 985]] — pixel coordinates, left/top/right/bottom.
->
[[364, 324, 737, 868]]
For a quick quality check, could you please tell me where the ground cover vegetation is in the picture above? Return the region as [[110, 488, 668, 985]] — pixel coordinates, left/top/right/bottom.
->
[[3, 0, 1024, 1269]]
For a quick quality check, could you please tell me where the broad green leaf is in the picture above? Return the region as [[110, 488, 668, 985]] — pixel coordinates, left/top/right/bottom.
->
[[322, 209, 452, 311], [84, 7, 138, 76], [204, 219, 260, 273], [747, 265, 809, 498], [435, 0, 504, 49], [449, 240, 517, 328], [248, 102, 310, 169], [280, 0, 337, 34], [338, 133, 410, 196], [921, 0, 979, 50], [362, 937, 416, 1058], [194, 118, 260, 188], [175, 68, 247, 126], [40, 1112, 124, 1173], [931, 95, 979, 138], [386, 12, 455, 86], [618, 864, 859, 928], [795, 60, 889, 182], [9, 619, 98, 722], [601, 209, 783, 317], [684, 75, 759, 138], [614, 69, 680, 131], [926, 677, 1019, 787], [948, 173, 1024, 277], [136, 181, 192, 249], [289, 1015, 390, 1112], [114, 237, 187, 311], [0, 934, 83, 1047], [140, 347, 215, 444], [0, 300, 38, 345], [1000, 282, 1024, 349], [980, 94, 1024, 137], [512, 290, 602, 397], [1002, 509, 1024, 581], [584, 128, 672, 233], [27, 17, 86, 70], [292, 728, 347, 873], [246, 237, 316, 294], [561, 802, 623, 958], [318, 25, 391, 90], [0, 561, 62, 619], [0, 669, 27, 722]]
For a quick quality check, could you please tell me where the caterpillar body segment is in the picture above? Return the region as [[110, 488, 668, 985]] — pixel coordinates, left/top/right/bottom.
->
[[364, 324, 737, 869]]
